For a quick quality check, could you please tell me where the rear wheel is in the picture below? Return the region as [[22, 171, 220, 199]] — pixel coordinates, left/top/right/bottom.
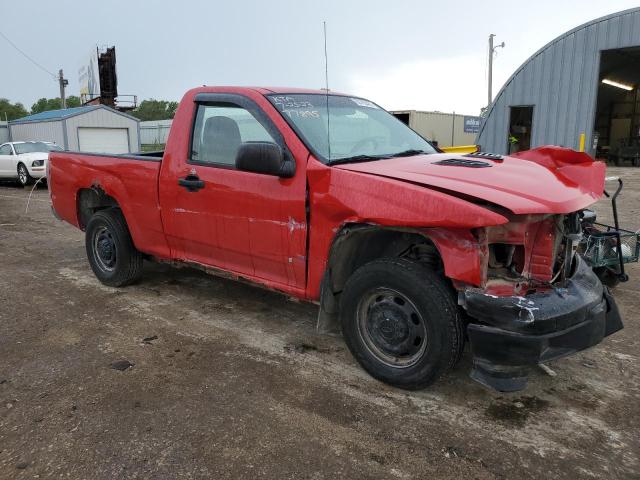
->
[[17, 163, 32, 186], [85, 208, 143, 287], [340, 258, 464, 390]]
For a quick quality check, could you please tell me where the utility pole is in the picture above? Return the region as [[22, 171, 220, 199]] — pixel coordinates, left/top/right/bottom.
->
[[58, 69, 69, 109], [488, 34, 505, 106], [451, 111, 455, 147]]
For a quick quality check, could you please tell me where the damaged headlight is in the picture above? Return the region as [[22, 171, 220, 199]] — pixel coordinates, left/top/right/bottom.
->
[[31, 160, 44, 167]]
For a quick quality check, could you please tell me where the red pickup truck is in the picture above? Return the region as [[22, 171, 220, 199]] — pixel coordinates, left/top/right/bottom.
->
[[49, 86, 623, 392]]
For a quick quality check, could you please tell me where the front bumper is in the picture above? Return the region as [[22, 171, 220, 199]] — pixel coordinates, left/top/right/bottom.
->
[[461, 256, 623, 392], [28, 166, 46, 179]]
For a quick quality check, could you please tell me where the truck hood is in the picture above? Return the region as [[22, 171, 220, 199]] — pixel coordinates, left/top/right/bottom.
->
[[333, 146, 606, 214]]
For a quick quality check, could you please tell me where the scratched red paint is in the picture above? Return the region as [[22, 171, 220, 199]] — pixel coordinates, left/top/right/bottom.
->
[[48, 87, 607, 301]]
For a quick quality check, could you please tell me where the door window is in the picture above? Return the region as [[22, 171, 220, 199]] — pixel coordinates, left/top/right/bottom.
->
[[190, 104, 276, 167], [0, 144, 12, 155]]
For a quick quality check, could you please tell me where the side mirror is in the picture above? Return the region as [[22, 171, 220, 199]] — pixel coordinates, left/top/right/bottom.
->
[[235, 141, 294, 177]]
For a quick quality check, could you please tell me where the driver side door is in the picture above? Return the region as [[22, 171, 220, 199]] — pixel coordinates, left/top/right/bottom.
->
[[160, 95, 308, 290]]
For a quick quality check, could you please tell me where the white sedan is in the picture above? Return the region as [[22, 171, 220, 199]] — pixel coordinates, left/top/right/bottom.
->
[[0, 141, 62, 186]]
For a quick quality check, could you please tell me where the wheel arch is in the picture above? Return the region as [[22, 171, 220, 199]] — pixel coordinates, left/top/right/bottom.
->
[[77, 186, 121, 230], [317, 223, 447, 332]]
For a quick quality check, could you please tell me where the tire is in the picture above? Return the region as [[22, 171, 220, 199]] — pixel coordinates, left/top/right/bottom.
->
[[85, 208, 143, 287], [17, 163, 33, 186], [340, 258, 464, 390]]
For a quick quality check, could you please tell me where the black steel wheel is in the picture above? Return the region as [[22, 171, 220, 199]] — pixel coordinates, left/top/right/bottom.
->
[[356, 288, 428, 368], [93, 226, 117, 272], [340, 258, 464, 390], [85, 208, 143, 287]]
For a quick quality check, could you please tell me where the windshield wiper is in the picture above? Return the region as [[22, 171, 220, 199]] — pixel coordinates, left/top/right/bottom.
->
[[328, 149, 429, 166], [328, 154, 391, 166], [389, 149, 429, 157]]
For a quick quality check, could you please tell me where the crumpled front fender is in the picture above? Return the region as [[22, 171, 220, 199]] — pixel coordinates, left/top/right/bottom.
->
[[305, 158, 507, 299]]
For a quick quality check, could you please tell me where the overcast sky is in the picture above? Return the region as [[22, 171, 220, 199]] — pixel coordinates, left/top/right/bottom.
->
[[2, 0, 639, 115]]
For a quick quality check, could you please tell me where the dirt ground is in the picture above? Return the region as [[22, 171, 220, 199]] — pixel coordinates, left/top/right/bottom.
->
[[0, 168, 639, 480]]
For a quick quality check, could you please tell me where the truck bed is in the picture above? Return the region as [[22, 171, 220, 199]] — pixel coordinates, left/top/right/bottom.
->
[[49, 151, 170, 259]]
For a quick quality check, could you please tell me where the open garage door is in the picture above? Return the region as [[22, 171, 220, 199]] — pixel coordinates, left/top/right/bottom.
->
[[594, 47, 640, 166], [78, 127, 130, 154]]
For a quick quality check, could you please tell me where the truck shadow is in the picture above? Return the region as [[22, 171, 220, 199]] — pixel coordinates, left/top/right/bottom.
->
[[136, 259, 571, 417]]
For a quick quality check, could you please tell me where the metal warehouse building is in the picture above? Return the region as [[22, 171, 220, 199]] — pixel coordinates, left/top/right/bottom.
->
[[391, 110, 480, 148], [9, 105, 140, 154], [478, 7, 640, 160]]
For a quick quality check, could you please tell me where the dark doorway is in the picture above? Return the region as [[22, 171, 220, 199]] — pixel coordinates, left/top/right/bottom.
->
[[508, 106, 533, 153], [392, 113, 410, 125], [593, 47, 640, 165]]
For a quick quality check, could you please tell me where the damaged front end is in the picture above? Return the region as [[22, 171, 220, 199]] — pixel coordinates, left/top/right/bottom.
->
[[459, 212, 624, 392]]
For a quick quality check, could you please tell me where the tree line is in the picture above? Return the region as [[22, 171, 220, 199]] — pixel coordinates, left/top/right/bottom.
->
[[0, 97, 178, 122]]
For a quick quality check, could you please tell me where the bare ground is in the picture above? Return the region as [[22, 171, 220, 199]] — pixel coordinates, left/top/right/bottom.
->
[[0, 169, 639, 479]]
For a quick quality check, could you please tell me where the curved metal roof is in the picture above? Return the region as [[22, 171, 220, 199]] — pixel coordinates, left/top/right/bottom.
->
[[477, 7, 640, 154]]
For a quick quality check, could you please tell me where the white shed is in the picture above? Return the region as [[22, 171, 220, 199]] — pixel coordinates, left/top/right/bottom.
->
[[9, 105, 140, 154]]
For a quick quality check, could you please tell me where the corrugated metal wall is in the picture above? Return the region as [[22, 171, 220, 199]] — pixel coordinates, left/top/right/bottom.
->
[[140, 120, 173, 145], [65, 108, 139, 152], [9, 120, 65, 147], [477, 7, 640, 155]]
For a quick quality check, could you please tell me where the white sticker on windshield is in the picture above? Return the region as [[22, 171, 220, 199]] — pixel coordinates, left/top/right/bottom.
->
[[351, 98, 379, 109]]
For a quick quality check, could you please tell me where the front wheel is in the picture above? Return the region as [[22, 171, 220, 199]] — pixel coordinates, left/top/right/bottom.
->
[[85, 208, 143, 287], [17, 163, 33, 186], [340, 258, 464, 390]]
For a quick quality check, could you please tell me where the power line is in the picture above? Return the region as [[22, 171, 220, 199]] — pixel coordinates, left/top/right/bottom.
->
[[0, 29, 57, 80]]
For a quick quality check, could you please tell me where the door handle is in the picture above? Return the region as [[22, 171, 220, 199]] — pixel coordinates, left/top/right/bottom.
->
[[178, 174, 205, 192]]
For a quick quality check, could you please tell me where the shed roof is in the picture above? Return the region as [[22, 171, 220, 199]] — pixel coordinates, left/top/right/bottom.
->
[[12, 106, 100, 123], [10, 104, 139, 125]]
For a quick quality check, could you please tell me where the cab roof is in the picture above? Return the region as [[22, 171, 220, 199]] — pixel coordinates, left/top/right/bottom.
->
[[196, 86, 350, 96]]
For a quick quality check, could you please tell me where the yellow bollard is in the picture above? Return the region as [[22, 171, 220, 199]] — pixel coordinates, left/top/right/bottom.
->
[[579, 133, 585, 152]]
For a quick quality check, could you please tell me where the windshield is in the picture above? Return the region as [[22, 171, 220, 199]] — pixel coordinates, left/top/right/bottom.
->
[[46, 144, 63, 151], [268, 94, 437, 164], [13, 142, 50, 154]]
